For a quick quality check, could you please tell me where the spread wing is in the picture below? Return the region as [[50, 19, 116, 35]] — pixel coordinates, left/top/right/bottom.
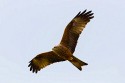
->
[[28, 51, 65, 73], [60, 10, 94, 53]]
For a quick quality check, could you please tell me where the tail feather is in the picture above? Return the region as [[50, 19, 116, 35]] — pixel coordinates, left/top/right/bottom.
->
[[69, 56, 88, 71]]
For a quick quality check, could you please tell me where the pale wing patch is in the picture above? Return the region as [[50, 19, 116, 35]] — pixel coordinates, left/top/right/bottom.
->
[[72, 18, 86, 34]]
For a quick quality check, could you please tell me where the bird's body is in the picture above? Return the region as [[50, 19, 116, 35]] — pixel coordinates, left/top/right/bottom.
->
[[28, 10, 94, 73], [52, 44, 73, 60]]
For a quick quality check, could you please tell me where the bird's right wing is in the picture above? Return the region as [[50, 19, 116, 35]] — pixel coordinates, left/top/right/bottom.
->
[[28, 51, 65, 73]]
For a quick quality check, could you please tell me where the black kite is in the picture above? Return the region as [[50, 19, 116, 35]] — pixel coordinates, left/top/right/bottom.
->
[[28, 10, 94, 73]]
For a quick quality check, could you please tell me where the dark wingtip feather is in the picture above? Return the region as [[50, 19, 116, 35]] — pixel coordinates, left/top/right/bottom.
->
[[75, 10, 94, 20], [87, 13, 94, 17], [89, 16, 94, 19], [81, 9, 87, 15], [35, 69, 38, 73], [81, 10, 94, 21], [28, 64, 30, 67], [75, 11, 81, 17], [28, 61, 39, 73], [84, 62, 88, 65], [30, 66, 32, 71]]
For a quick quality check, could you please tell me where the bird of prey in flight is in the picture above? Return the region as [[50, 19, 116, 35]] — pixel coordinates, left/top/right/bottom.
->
[[28, 10, 94, 73]]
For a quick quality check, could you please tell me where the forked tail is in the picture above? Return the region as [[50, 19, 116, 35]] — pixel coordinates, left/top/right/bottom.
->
[[69, 56, 88, 70]]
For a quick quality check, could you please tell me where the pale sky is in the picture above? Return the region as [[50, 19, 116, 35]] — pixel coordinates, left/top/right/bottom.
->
[[0, 0, 125, 83]]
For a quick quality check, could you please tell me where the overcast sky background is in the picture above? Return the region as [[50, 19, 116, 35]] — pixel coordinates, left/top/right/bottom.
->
[[0, 0, 125, 83]]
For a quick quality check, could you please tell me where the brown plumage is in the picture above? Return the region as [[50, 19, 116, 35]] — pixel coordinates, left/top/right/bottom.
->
[[28, 10, 94, 73]]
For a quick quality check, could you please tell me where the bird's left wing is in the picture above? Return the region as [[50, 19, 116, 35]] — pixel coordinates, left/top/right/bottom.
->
[[28, 51, 65, 73], [60, 10, 94, 53]]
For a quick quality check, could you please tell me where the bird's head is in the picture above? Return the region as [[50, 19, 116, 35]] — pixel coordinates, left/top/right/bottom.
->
[[52, 46, 59, 51]]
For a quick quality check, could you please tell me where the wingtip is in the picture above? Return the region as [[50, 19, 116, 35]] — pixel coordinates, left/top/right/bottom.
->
[[75, 11, 81, 17], [89, 16, 94, 19], [84, 62, 88, 65], [28, 61, 37, 73], [81, 9, 87, 15], [84, 9, 87, 12], [75, 9, 94, 18]]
